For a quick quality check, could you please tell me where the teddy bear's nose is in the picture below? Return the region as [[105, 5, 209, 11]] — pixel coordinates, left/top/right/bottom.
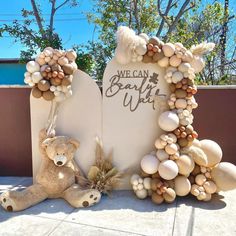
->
[[57, 161, 63, 166]]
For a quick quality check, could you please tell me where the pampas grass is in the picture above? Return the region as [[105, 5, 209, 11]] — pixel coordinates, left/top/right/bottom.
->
[[77, 138, 124, 195], [190, 42, 215, 55]]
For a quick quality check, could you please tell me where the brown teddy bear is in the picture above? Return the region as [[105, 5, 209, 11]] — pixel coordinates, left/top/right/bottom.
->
[[0, 129, 101, 211]]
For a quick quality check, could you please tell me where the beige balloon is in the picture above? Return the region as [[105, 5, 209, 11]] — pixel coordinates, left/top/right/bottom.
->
[[211, 162, 236, 191], [181, 145, 208, 166], [200, 139, 222, 167], [176, 155, 195, 176], [174, 176, 191, 196]]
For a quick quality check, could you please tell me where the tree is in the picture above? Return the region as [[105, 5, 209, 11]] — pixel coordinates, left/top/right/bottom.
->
[[219, 0, 229, 78], [156, 0, 196, 40], [0, 0, 78, 60], [83, 0, 200, 80], [84, 0, 235, 84]]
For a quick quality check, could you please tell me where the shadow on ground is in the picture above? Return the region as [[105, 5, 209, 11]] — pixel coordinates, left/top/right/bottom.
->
[[0, 178, 227, 224], [176, 193, 226, 210]]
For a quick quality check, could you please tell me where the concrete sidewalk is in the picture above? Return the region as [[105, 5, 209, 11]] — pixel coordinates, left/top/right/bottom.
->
[[0, 177, 235, 236]]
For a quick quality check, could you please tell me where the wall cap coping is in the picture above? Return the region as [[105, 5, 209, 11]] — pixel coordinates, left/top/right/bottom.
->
[[0, 85, 236, 89]]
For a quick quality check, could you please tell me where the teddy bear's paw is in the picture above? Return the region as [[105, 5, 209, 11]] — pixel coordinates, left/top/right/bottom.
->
[[0, 192, 17, 212], [78, 189, 101, 208]]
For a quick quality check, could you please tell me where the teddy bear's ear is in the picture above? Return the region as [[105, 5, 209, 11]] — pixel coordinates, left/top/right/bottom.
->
[[68, 138, 80, 149], [42, 138, 54, 147]]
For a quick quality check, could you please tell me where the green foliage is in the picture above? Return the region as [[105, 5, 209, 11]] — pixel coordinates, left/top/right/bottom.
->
[[169, 2, 225, 46], [73, 46, 94, 75], [1, 0, 235, 84], [84, 0, 160, 80], [0, 1, 76, 61], [82, 0, 235, 85]]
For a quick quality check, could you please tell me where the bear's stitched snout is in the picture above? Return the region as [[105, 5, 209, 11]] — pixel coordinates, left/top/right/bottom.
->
[[57, 161, 63, 166], [53, 154, 67, 167]]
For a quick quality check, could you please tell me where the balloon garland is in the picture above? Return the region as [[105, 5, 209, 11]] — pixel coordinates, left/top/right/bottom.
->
[[114, 26, 236, 203], [24, 47, 78, 135]]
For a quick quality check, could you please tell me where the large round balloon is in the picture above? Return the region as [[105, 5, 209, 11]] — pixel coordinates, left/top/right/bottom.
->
[[176, 155, 195, 176], [200, 139, 222, 167], [174, 176, 191, 196], [141, 154, 160, 174], [158, 160, 178, 180], [211, 162, 236, 191], [158, 111, 179, 132]]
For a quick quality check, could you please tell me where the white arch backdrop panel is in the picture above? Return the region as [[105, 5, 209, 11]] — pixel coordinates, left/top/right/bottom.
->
[[31, 63, 169, 189], [102, 59, 170, 189], [30, 70, 102, 179]]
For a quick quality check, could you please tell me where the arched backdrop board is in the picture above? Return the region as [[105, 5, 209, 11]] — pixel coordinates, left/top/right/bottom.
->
[[30, 70, 102, 179], [31, 65, 170, 189], [102, 59, 170, 189]]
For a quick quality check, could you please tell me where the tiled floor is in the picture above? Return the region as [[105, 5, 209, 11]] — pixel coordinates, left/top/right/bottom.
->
[[0, 177, 235, 236]]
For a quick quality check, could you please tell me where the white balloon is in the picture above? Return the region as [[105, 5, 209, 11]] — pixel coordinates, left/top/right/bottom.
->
[[130, 174, 140, 185], [158, 160, 178, 180], [156, 149, 169, 161], [158, 111, 179, 132], [141, 154, 160, 174], [135, 189, 148, 199], [143, 178, 152, 190], [174, 176, 191, 196], [200, 139, 223, 167], [26, 61, 40, 73], [32, 72, 42, 83]]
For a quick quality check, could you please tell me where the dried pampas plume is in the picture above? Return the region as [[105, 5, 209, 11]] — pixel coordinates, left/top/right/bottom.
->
[[153, 95, 168, 113], [190, 42, 215, 55], [77, 137, 124, 195], [115, 26, 145, 64], [116, 26, 136, 47]]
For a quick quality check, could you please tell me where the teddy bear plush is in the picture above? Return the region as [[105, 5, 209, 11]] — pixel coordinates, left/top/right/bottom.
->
[[0, 129, 101, 211]]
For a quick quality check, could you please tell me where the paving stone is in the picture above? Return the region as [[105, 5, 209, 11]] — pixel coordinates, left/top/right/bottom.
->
[[0, 177, 74, 221], [65, 191, 176, 236], [1, 177, 236, 236], [0, 215, 60, 236], [49, 221, 140, 236], [192, 190, 236, 236], [173, 190, 236, 236]]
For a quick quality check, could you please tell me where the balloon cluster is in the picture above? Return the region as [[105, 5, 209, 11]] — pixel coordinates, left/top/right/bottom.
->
[[114, 26, 236, 203], [24, 47, 77, 102]]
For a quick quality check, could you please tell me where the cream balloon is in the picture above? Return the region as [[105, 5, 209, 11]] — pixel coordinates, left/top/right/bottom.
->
[[174, 176, 191, 196], [26, 61, 40, 73], [135, 189, 148, 199], [200, 139, 223, 167], [176, 155, 195, 176], [156, 149, 169, 161], [141, 154, 160, 174], [158, 160, 178, 180], [32, 72, 43, 83], [158, 111, 179, 132], [211, 162, 236, 191], [143, 178, 152, 190], [130, 174, 140, 185], [162, 43, 175, 57]]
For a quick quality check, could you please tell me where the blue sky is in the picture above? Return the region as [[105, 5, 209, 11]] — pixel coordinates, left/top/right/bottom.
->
[[0, 0, 97, 58], [0, 0, 235, 59]]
